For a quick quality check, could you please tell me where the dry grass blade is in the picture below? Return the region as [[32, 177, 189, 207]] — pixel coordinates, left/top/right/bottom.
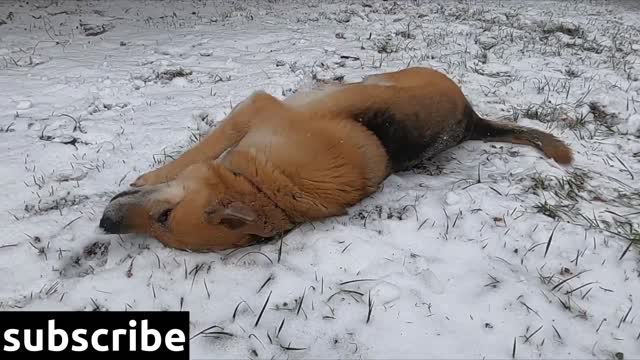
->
[[544, 223, 560, 258], [552, 325, 562, 340], [366, 290, 374, 324], [183, 259, 188, 280], [613, 154, 634, 180], [280, 344, 307, 351], [327, 289, 364, 303], [233, 300, 252, 321], [524, 325, 543, 343], [339, 278, 376, 286], [565, 281, 597, 295], [236, 251, 273, 265], [258, 275, 273, 293], [297, 288, 306, 316], [581, 287, 593, 300], [254, 290, 272, 327], [617, 305, 632, 328], [551, 270, 591, 292], [277, 317, 285, 337], [619, 241, 634, 261], [62, 215, 82, 229], [484, 274, 501, 288], [190, 325, 223, 340], [203, 331, 234, 337], [519, 301, 542, 319], [203, 278, 210, 299]]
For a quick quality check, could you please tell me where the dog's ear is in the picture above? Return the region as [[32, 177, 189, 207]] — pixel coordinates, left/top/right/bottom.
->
[[205, 201, 257, 231]]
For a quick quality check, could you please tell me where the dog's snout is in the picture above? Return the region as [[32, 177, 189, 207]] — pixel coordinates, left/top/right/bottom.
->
[[100, 188, 144, 234], [109, 188, 142, 203], [99, 214, 124, 234]]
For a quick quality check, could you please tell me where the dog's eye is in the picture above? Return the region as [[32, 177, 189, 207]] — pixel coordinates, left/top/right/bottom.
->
[[156, 208, 173, 225]]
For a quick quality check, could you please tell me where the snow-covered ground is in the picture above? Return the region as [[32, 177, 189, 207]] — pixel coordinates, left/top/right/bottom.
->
[[1, 0, 639, 358]]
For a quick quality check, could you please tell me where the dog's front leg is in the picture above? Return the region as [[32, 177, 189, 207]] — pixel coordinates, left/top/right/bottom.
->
[[131, 91, 283, 187]]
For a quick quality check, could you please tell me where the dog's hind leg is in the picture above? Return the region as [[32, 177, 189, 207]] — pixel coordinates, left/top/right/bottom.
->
[[131, 91, 288, 187]]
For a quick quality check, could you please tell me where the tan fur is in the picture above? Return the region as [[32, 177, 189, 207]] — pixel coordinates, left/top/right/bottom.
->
[[99, 67, 573, 251]]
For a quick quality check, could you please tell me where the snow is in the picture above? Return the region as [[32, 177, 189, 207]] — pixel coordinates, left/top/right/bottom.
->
[[1, 0, 639, 358], [16, 100, 32, 110], [628, 114, 640, 136]]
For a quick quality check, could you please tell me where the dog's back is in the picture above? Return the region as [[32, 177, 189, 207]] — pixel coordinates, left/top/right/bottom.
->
[[282, 67, 471, 172], [289, 67, 572, 170]]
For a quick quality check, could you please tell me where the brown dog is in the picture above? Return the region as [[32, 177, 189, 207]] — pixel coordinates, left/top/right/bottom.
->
[[99, 67, 572, 251]]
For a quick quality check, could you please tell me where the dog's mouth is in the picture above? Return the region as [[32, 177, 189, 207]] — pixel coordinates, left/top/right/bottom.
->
[[109, 188, 142, 202]]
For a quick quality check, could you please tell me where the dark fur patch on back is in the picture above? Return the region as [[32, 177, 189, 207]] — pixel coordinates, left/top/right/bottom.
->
[[354, 109, 431, 171]]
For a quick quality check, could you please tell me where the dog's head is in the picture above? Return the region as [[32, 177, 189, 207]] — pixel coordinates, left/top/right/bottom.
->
[[98, 163, 292, 251]]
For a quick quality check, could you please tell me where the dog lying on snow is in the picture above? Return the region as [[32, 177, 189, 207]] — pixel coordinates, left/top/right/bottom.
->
[[99, 67, 572, 251]]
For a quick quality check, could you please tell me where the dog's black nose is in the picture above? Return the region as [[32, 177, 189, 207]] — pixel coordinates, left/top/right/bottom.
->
[[99, 215, 123, 234]]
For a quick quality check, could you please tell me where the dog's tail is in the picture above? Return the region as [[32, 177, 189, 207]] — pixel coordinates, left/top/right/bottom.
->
[[465, 108, 573, 165]]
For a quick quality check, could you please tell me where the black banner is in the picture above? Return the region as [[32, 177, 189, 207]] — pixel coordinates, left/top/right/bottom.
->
[[0, 311, 189, 359]]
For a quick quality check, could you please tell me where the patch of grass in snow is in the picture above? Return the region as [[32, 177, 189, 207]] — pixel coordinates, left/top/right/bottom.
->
[[542, 22, 584, 38], [526, 169, 594, 223], [524, 167, 640, 256], [0, 122, 16, 133], [527, 170, 590, 200]]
